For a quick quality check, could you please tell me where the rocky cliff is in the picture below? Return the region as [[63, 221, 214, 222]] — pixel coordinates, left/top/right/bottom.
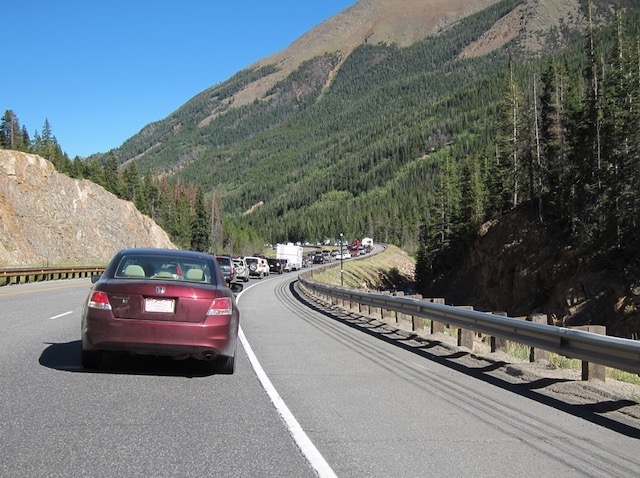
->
[[0, 150, 175, 266], [426, 208, 640, 339]]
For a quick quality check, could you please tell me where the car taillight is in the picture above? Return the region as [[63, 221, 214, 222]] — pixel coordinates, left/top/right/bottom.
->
[[88, 291, 112, 310], [206, 297, 233, 315]]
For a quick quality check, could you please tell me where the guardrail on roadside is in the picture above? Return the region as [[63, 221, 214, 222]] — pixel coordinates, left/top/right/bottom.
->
[[299, 265, 640, 379], [0, 266, 105, 286]]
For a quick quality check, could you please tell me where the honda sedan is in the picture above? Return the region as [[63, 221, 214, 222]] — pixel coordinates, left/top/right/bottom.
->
[[81, 248, 242, 373]]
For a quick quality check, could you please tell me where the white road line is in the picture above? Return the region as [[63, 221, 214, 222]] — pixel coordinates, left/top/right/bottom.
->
[[237, 287, 337, 478], [49, 311, 73, 320]]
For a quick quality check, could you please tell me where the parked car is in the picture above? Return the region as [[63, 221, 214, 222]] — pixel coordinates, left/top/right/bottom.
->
[[80, 248, 242, 373], [245, 256, 269, 278], [233, 257, 250, 282], [215, 254, 236, 283], [267, 258, 284, 274]]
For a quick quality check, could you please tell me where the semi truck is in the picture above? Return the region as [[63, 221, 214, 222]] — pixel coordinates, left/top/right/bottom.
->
[[276, 243, 303, 271]]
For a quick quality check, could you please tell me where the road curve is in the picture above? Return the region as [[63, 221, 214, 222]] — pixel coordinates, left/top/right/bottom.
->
[[240, 269, 640, 477], [1, 274, 639, 477]]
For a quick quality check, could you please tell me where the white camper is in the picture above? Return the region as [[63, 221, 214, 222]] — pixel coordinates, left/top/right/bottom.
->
[[362, 237, 374, 248], [276, 243, 303, 271]]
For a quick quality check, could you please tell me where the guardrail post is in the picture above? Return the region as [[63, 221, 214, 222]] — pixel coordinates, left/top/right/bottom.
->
[[430, 299, 446, 334], [359, 297, 370, 316], [348, 296, 358, 313], [574, 325, 607, 381], [394, 292, 405, 323], [528, 314, 550, 362], [381, 292, 394, 322], [456, 306, 474, 349], [370, 298, 381, 319], [410, 294, 424, 330], [491, 312, 508, 353]]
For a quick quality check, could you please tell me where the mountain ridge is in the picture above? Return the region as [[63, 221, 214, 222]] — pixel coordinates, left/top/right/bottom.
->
[[106, 0, 590, 170], [233, 0, 504, 108]]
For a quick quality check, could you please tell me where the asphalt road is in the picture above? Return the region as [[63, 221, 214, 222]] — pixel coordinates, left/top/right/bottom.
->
[[1, 272, 639, 477]]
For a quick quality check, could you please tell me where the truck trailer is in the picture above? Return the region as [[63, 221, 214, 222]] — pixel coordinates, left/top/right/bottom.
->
[[276, 243, 303, 271]]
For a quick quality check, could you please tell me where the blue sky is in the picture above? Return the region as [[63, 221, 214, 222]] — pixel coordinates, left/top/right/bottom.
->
[[5, 1, 356, 158]]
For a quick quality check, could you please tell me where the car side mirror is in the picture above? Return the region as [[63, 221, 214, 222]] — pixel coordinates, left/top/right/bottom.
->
[[91, 274, 102, 284], [229, 282, 243, 294]]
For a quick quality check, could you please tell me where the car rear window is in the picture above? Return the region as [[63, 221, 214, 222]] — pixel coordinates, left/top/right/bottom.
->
[[114, 254, 215, 283]]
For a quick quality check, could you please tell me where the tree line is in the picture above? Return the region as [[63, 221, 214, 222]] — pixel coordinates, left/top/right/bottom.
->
[[1, 112, 69, 169], [416, 5, 640, 289]]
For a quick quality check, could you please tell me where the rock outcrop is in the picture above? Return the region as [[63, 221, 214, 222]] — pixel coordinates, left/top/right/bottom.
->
[[0, 150, 175, 265], [426, 208, 640, 339]]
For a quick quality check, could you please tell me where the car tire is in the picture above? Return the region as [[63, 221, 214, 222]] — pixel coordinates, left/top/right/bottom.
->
[[213, 354, 235, 374], [81, 349, 101, 369]]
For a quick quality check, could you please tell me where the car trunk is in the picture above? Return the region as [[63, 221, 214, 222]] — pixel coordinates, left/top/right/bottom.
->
[[104, 281, 217, 323]]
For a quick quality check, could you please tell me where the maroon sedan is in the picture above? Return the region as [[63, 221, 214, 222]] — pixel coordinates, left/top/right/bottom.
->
[[81, 248, 242, 373]]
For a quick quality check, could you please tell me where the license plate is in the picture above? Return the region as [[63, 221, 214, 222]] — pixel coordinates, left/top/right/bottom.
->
[[145, 298, 175, 313]]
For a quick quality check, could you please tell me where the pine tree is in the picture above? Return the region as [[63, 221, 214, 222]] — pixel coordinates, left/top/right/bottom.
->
[[122, 161, 142, 203], [103, 153, 121, 196], [20, 125, 30, 152], [571, 1, 605, 245], [433, 151, 461, 257], [492, 56, 524, 214], [460, 151, 488, 228], [139, 173, 157, 217], [600, 9, 638, 250], [541, 58, 572, 220], [1, 110, 22, 150], [190, 187, 211, 252], [83, 159, 105, 186], [210, 189, 224, 251]]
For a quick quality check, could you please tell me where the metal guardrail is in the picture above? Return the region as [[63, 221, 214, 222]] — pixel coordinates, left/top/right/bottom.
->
[[299, 275, 640, 377], [0, 266, 105, 286]]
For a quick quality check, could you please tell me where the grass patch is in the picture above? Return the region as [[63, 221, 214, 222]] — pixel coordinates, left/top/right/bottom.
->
[[311, 245, 415, 291]]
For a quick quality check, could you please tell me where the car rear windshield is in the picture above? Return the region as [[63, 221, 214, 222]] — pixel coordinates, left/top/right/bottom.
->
[[114, 254, 215, 284]]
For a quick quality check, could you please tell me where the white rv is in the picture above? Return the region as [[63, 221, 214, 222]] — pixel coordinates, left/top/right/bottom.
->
[[276, 243, 303, 271], [362, 237, 374, 248]]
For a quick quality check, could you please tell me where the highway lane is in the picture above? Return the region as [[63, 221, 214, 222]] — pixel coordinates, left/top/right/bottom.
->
[[1, 274, 640, 477], [240, 270, 640, 477], [0, 278, 315, 477]]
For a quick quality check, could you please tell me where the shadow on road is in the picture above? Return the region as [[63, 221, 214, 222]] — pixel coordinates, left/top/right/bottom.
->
[[39, 340, 220, 378], [290, 281, 640, 439]]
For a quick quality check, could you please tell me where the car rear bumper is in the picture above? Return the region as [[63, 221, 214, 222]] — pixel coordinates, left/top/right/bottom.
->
[[82, 313, 238, 358]]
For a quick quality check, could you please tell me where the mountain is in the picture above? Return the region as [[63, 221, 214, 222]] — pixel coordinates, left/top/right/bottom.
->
[[109, 0, 590, 167], [0, 151, 175, 265], [99, 0, 608, 248]]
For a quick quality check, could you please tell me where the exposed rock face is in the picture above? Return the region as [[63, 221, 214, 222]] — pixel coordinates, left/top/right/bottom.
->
[[0, 150, 175, 265], [427, 208, 640, 339]]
